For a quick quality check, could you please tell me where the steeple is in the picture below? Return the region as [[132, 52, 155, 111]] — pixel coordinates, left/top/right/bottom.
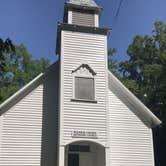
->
[[67, 0, 99, 8], [57, 2, 110, 166], [63, 0, 102, 27]]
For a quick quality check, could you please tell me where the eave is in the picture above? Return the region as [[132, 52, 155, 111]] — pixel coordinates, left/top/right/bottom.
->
[[108, 70, 162, 128], [56, 23, 111, 55]]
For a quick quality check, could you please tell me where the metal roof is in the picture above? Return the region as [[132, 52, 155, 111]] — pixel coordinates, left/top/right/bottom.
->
[[67, 0, 99, 7]]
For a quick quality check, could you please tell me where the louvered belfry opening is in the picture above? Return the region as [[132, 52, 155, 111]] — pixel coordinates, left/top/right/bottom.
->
[[72, 10, 95, 27], [63, 0, 102, 27]]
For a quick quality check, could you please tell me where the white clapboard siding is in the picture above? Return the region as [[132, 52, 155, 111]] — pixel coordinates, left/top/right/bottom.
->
[[0, 85, 44, 166], [60, 31, 108, 146], [72, 11, 95, 27], [40, 64, 60, 166], [108, 90, 155, 166]]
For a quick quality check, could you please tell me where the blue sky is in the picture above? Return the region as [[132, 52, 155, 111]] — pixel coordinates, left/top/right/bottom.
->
[[0, 0, 166, 64]]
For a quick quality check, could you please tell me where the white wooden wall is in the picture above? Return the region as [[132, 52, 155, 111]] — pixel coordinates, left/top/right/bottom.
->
[[60, 31, 108, 146], [0, 63, 59, 166], [108, 90, 155, 166], [0, 85, 44, 166]]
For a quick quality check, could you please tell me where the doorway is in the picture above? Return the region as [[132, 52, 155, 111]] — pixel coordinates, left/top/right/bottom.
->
[[66, 141, 105, 166], [68, 153, 95, 166]]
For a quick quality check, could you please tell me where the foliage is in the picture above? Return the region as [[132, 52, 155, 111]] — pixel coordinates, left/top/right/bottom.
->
[[118, 21, 166, 166], [0, 43, 49, 104], [108, 48, 119, 76], [0, 38, 15, 72]]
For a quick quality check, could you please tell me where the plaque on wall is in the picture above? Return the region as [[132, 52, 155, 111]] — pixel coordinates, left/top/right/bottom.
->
[[71, 130, 98, 139]]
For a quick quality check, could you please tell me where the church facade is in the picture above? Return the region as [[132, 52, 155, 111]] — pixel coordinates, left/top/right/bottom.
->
[[0, 0, 161, 166]]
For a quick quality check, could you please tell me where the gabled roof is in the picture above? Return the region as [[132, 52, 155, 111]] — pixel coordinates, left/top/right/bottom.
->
[[108, 71, 161, 128], [0, 62, 161, 128], [67, 0, 99, 8], [0, 62, 59, 114], [0, 73, 43, 114]]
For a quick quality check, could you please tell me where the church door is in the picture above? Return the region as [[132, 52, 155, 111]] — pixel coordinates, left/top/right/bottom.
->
[[68, 153, 79, 166]]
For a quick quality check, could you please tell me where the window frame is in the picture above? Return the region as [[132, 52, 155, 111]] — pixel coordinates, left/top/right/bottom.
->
[[72, 69, 97, 103]]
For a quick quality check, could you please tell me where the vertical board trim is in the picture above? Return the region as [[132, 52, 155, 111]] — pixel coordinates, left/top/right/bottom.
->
[[150, 129, 155, 166], [68, 11, 72, 24], [94, 14, 99, 27], [59, 30, 65, 146], [104, 36, 110, 147], [0, 116, 3, 157]]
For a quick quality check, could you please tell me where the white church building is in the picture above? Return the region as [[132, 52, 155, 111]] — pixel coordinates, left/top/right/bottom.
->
[[0, 0, 161, 166]]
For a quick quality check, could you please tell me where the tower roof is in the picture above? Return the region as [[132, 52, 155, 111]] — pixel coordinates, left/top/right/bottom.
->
[[67, 0, 99, 8]]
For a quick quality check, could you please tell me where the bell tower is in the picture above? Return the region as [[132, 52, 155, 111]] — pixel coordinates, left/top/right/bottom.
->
[[63, 0, 102, 27], [56, 1, 110, 166]]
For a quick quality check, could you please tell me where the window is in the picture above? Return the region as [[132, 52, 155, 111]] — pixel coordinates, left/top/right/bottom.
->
[[75, 77, 94, 100], [69, 145, 90, 152], [72, 64, 96, 102]]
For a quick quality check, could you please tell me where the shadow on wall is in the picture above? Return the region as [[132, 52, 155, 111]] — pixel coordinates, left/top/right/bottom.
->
[[41, 62, 60, 166]]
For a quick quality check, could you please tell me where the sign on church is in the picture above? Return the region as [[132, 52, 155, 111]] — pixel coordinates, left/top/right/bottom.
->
[[71, 131, 98, 139]]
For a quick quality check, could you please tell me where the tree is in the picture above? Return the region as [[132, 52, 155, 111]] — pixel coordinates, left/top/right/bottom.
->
[[0, 44, 50, 104], [0, 38, 15, 72], [108, 48, 119, 75], [119, 21, 166, 166]]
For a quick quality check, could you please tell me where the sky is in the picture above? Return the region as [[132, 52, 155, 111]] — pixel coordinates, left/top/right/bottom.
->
[[0, 0, 166, 64]]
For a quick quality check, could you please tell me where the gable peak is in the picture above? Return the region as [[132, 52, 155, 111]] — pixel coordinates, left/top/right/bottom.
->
[[72, 64, 96, 76]]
